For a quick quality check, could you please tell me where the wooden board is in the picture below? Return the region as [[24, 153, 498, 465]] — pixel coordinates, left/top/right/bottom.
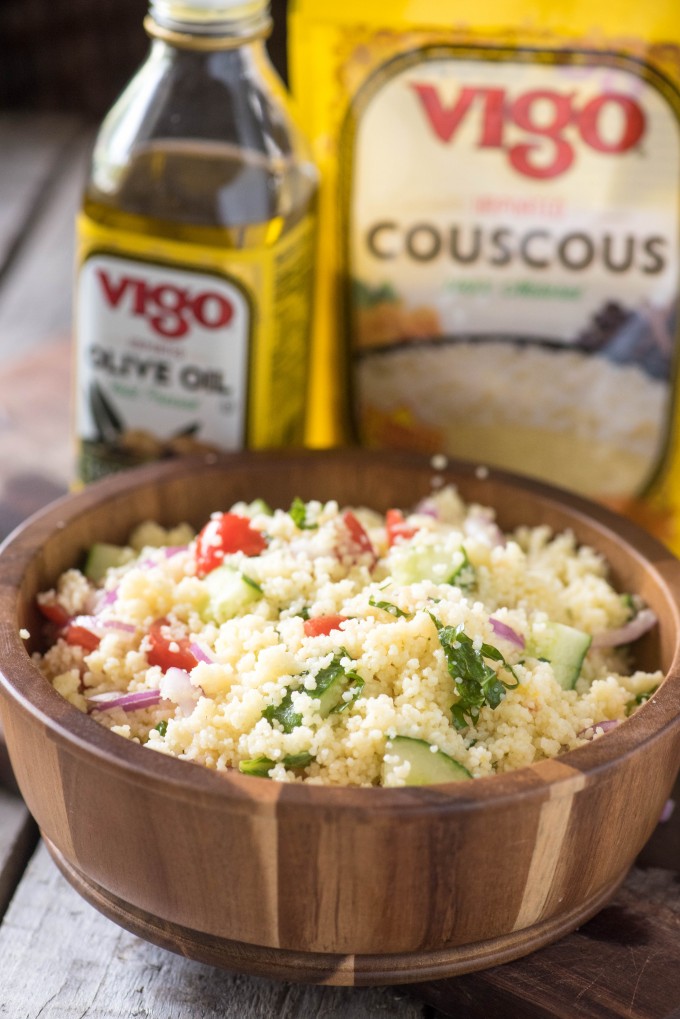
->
[[0, 839, 425, 1019], [0, 338, 72, 535], [0, 113, 83, 272], [0, 788, 37, 919], [0, 114, 93, 366], [416, 865, 680, 1019]]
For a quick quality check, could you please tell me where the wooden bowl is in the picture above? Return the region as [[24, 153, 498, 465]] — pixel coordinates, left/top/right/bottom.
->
[[0, 450, 679, 986]]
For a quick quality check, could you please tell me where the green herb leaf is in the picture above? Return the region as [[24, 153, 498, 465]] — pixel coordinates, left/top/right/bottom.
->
[[448, 547, 475, 590], [239, 751, 315, 777], [312, 649, 365, 715], [239, 755, 275, 777], [282, 751, 315, 769], [368, 595, 410, 618], [626, 685, 658, 716], [263, 689, 303, 733], [289, 496, 317, 530], [430, 616, 518, 730], [242, 573, 263, 594], [154, 719, 168, 738]]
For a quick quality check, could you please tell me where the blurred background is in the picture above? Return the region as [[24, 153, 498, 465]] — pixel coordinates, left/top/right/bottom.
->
[[0, 0, 289, 116]]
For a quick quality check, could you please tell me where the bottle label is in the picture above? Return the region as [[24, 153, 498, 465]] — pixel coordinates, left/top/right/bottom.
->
[[75, 214, 315, 482], [343, 47, 680, 501]]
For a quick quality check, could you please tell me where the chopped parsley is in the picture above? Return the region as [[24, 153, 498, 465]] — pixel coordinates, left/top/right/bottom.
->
[[368, 595, 410, 619], [154, 720, 168, 738], [448, 547, 475, 590], [626, 686, 658, 716], [430, 615, 518, 730], [263, 689, 303, 733], [239, 751, 315, 777], [312, 650, 365, 715], [262, 651, 365, 731], [289, 496, 317, 530], [242, 574, 263, 594]]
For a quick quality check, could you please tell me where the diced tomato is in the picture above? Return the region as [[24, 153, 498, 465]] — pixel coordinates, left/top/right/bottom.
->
[[303, 614, 349, 637], [195, 512, 267, 576], [38, 600, 100, 650], [386, 508, 417, 547], [64, 624, 101, 651], [37, 600, 71, 627], [341, 510, 376, 564], [146, 617, 198, 672]]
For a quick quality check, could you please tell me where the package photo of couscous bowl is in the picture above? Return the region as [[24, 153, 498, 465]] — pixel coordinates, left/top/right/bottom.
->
[[35, 482, 662, 787]]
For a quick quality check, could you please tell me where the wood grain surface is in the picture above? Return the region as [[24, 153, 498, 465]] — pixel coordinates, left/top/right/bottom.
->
[[0, 837, 424, 1019], [0, 788, 37, 920], [416, 865, 680, 1019]]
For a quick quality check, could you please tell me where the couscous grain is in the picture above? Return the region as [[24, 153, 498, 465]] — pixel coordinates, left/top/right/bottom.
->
[[34, 488, 662, 786]]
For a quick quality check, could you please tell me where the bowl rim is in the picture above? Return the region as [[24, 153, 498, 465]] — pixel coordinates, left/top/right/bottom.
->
[[1, 448, 680, 816]]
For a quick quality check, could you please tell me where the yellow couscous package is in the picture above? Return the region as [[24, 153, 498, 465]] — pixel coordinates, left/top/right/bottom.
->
[[289, 0, 680, 549]]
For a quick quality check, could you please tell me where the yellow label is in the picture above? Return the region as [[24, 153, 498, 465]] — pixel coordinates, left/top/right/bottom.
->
[[290, 0, 680, 551], [74, 212, 315, 481]]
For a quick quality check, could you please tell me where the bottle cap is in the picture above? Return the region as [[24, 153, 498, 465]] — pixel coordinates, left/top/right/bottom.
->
[[149, 0, 270, 36]]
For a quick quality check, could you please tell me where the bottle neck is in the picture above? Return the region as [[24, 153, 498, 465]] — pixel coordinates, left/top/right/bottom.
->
[[146, 1, 271, 49]]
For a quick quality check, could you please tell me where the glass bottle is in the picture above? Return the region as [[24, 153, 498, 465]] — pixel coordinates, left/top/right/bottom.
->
[[74, 0, 318, 482]]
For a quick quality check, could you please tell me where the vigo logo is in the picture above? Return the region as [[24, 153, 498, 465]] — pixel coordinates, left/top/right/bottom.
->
[[409, 83, 646, 179], [96, 268, 234, 338]]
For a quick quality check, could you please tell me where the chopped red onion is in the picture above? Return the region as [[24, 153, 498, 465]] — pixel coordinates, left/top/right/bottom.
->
[[659, 799, 675, 823], [138, 546, 188, 570], [414, 498, 439, 518], [74, 614, 136, 637], [591, 608, 657, 648], [101, 619, 137, 634], [489, 617, 525, 648], [577, 719, 620, 739], [160, 667, 201, 715], [71, 614, 106, 637], [88, 688, 161, 713], [465, 507, 505, 547], [189, 641, 216, 664], [99, 588, 119, 608]]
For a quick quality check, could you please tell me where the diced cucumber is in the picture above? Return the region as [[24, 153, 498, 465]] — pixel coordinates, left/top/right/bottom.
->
[[245, 498, 273, 517], [202, 564, 262, 623], [527, 621, 592, 690], [390, 543, 470, 586], [382, 736, 472, 786], [239, 751, 314, 777], [312, 656, 364, 716], [84, 543, 135, 582]]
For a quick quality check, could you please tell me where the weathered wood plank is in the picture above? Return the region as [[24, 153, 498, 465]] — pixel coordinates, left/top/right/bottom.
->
[[415, 866, 680, 1019], [0, 124, 94, 364], [0, 338, 72, 536], [0, 788, 37, 919], [0, 722, 18, 792], [0, 112, 84, 276], [0, 843, 425, 1019]]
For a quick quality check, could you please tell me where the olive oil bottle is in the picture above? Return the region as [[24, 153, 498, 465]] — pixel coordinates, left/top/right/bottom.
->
[[75, 0, 318, 482]]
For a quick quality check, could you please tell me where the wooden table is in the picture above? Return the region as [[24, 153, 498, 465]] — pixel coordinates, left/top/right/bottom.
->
[[1, 113, 679, 1019]]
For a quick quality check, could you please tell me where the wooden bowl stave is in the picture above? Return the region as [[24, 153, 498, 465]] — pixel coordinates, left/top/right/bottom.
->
[[0, 450, 679, 984]]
